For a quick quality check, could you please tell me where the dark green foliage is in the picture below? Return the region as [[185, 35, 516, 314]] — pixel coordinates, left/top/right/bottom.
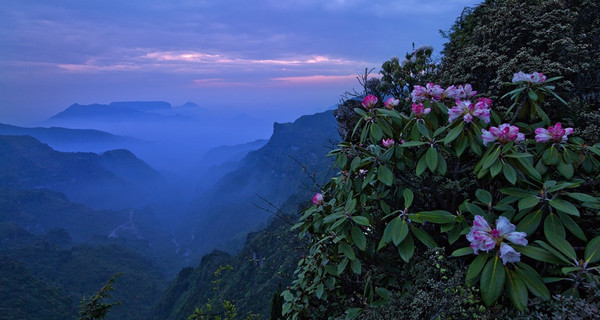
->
[[0, 227, 166, 320], [150, 213, 304, 320], [438, 0, 600, 139], [78, 273, 122, 320], [269, 288, 283, 320], [0, 257, 73, 320]]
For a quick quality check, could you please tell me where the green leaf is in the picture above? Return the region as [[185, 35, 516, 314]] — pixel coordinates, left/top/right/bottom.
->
[[557, 160, 574, 179], [517, 157, 542, 181], [398, 141, 426, 147], [338, 258, 349, 274], [392, 220, 409, 246], [316, 283, 324, 299], [350, 156, 362, 171], [403, 188, 414, 208], [445, 122, 464, 144], [352, 216, 370, 227], [528, 89, 538, 101], [535, 240, 572, 265], [451, 247, 474, 257], [351, 226, 367, 251], [381, 218, 397, 244], [339, 242, 356, 260], [516, 245, 563, 265], [567, 192, 599, 203], [543, 147, 559, 165], [466, 253, 488, 285], [375, 287, 391, 301], [585, 236, 600, 264], [351, 259, 362, 274], [369, 123, 383, 141], [481, 146, 501, 170], [558, 211, 586, 241], [518, 196, 540, 211], [546, 234, 577, 262], [544, 213, 566, 240], [515, 263, 550, 300], [345, 308, 362, 320], [414, 210, 455, 224], [417, 122, 431, 139], [502, 162, 517, 184], [490, 160, 502, 178], [377, 165, 394, 186], [475, 189, 492, 204], [516, 210, 542, 235], [505, 268, 528, 311], [411, 226, 438, 248], [505, 152, 533, 159], [426, 147, 438, 172], [416, 155, 427, 176], [480, 256, 506, 306], [549, 199, 580, 216], [397, 234, 414, 262]]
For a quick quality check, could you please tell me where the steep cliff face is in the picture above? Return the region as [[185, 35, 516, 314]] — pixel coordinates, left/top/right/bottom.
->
[[180, 110, 339, 260]]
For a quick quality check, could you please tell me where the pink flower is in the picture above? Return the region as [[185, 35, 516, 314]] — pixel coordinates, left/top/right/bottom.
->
[[499, 243, 521, 265], [466, 215, 527, 264], [312, 193, 324, 206], [411, 103, 431, 119], [426, 83, 444, 101], [512, 71, 547, 84], [384, 97, 400, 110], [444, 85, 458, 100], [481, 123, 525, 146], [411, 85, 427, 102], [535, 122, 573, 143], [447, 99, 491, 124], [362, 95, 378, 110], [382, 138, 395, 148], [455, 84, 477, 99]]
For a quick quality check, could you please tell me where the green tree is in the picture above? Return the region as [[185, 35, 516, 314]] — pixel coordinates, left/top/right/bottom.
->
[[78, 273, 122, 320]]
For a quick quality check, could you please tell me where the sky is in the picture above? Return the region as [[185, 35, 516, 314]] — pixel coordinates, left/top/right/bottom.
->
[[0, 0, 481, 125]]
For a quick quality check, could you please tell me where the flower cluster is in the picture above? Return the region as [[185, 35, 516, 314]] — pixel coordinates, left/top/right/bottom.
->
[[444, 84, 477, 100], [384, 97, 399, 110], [481, 123, 525, 146], [312, 193, 324, 206], [535, 122, 573, 143], [362, 95, 378, 110], [411, 103, 431, 119], [512, 71, 547, 84], [448, 98, 492, 124], [382, 138, 395, 148], [467, 215, 527, 265], [411, 83, 444, 102]]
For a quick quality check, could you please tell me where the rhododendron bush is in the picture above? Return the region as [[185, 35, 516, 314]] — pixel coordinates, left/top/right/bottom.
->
[[282, 67, 600, 319]]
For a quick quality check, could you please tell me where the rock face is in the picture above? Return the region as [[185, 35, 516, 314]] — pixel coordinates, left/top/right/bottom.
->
[[180, 110, 339, 259]]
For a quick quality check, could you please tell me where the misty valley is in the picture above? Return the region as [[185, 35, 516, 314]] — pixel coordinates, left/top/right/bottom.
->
[[0, 101, 338, 319]]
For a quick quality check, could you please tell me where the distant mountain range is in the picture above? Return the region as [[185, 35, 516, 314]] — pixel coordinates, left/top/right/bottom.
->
[[47, 101, 207, 123], [179, 110, 339, 258], [0, 135, 161, 210]]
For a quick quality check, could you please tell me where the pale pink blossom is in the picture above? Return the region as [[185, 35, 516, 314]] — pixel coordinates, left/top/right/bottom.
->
[[444, 85, 458, 100], [362, 95, 378, 110], [382, 138, 395, 148], [384, 97, 400, 110], [535, 122, 573, 143], [447, 99, 491, 124], [411, 85, 427, 102], [455, 84, 477, 99], [499, 243, 521, 264], [466, 215, 527, 264], [463, 113, 473, 123], [426, 83, 444, 101], [411, 103, 431, 119], [481, 124, 525, 146], [512, 71, 547, 84], [312, 193, 324, 206]]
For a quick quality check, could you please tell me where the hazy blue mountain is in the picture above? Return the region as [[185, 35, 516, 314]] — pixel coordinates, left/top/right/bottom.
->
[[0, 135, 162, 210], [179, 110, 339, 260], [49, 101, 182, 122]]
